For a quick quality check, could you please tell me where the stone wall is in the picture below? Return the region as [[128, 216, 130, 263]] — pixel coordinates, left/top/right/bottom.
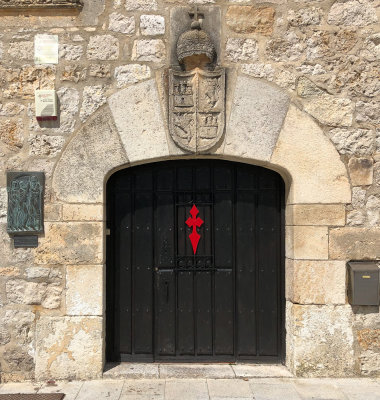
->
[[0, 0, 379, 382]]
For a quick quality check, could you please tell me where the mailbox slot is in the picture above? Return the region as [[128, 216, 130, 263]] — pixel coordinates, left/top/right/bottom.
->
[[347, 261, 379, 306]]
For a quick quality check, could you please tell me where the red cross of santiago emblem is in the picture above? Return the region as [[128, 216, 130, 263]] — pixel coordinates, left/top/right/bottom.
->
[[186, 205, 204, 254]]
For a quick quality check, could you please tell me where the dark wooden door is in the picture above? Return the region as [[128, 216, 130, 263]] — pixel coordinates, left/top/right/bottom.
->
[[106, 160, 284, 362]]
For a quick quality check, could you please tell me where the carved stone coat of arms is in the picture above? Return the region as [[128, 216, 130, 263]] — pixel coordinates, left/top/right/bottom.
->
[[169, 68, 225, 153]]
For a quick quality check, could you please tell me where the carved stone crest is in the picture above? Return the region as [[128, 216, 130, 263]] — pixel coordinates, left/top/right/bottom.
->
[[169, 7, 225, 153], [169, 68, 225, 153]]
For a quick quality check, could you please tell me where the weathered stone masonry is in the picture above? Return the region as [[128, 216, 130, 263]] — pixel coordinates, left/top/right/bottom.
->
[[0, 0, 379, 382]]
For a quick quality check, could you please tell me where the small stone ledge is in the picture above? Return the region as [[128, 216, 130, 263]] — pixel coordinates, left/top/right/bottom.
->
[[0, 0, 83, 10]]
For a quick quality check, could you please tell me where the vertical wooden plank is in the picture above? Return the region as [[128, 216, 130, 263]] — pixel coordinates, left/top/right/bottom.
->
[[177, 271, 195, 355], [196, 271, 213, 355], [257, 188, 279, 356], [133, 187, 154, 354], [214, 192, 233, 268], [155, 270, 176, 356], [114, 175, 132, 355], [214, 270, 234, 355], [236, 190, 256, 356]]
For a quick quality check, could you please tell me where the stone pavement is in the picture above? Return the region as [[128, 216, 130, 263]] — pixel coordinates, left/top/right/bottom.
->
[[0, 364, 379, 400]]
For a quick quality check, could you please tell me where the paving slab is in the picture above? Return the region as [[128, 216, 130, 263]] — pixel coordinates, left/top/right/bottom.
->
[[76, 379, 124, 400], [0, 382, 40, 394], [104, 363, 160, 379], [232, 364, 292, 378], [249, 378, 301, 400], [165, 379, 209, 400], [335, 378, 380, 400], [120, 379, 165, 399], [292, 379, 347, 400], [160, 364, 235, 379], [207, 378, 252, 398], [38, 381, 83, 400]]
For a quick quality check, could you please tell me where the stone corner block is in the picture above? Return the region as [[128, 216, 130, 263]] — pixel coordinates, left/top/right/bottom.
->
[[62, 204, 104, 221], [287, 225, 329, 260], [34, 222, 103, 265], [290, 260, 346, 305], [66, 265, 104, 316], [224, 75, 290, 162], [287, 303, 355, 377], [52, 106, 128, 203], [35, 316, 103, 381], [271, 104, 351, 204], [286, 204, 346, 226], [108, 79, 169, 163]]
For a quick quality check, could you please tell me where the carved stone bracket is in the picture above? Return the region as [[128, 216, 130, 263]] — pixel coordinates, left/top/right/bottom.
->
[[0, 0, 83, 10]]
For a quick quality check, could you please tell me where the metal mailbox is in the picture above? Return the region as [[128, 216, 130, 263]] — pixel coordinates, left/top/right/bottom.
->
[[347, 261, 379, 306]]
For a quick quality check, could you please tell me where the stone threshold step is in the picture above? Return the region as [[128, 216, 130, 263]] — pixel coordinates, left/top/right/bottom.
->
[[103, 363, 293, 380]]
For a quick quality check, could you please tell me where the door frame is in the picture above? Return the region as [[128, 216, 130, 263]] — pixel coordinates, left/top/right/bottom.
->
[[105, 159, 286, 364]]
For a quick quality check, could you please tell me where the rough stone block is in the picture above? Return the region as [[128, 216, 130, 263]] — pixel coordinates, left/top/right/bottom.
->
[[287, 303, 355, 376], [53, 107, 128, 203], [114, 64, 151, 88], [79, 85, 107, 122], [366, 195, 380, 227], [356, 100, 380, 125], [271, 105, 351, 204], [226, 6, 275, 35], [329, 227, 380, 260], [224, 75, 289, 161], [288, 7, 322, 26], [35, 316, 103, 380], [62, 204, 103, 221], [28, 134, 65, 157], [6, 279, 62, 309], [125, 0, 157, 11], [298, 77, 355, 125], [348, 157, 373, 186], [225, 38, 259, 62], [288, 226, 329, 260], [266, 31, 305, 62], [2, 65, 55, 99], [66, 265, 103, 316], [286, 204, 346, 226], [131, 39, 166, 63], [140, 15, 165, 36], [34, 222, 103, 265], [109, 12, 135, 34], [290, 260, 346, 305], [0, 119, 24, 151], [59, 44, 83, 61], [327, 0, 378, 26], [328, 128, 375, 156], [87, 35, 119, 60], [108, 79, 169, 163], [241, 63, 275, 81], [8, 41, 34, 60]]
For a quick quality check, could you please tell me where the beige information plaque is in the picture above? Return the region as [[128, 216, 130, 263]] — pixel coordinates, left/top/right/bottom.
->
[[34, 34, 59, 65]]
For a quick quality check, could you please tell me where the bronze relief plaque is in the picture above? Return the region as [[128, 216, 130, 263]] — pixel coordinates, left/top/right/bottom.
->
[[7, 172, 44, 235]]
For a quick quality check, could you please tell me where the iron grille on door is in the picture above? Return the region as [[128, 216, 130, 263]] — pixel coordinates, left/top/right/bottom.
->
[[106, 160, 284, 362]]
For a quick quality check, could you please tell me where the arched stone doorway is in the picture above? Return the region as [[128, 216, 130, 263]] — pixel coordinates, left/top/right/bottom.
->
[[33, 75, 351, 380], [106, 159, 285, 363]]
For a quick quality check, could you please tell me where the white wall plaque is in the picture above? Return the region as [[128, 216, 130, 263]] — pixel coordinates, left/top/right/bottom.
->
[[34, 34, 59, 64], [35, 90, 58, 121]]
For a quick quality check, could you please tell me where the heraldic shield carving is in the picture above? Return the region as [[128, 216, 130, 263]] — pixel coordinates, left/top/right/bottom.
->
[[169, 68, 225, 153]]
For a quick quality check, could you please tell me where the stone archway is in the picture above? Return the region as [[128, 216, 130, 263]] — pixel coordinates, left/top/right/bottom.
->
[[34, 75, 351, 380]]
